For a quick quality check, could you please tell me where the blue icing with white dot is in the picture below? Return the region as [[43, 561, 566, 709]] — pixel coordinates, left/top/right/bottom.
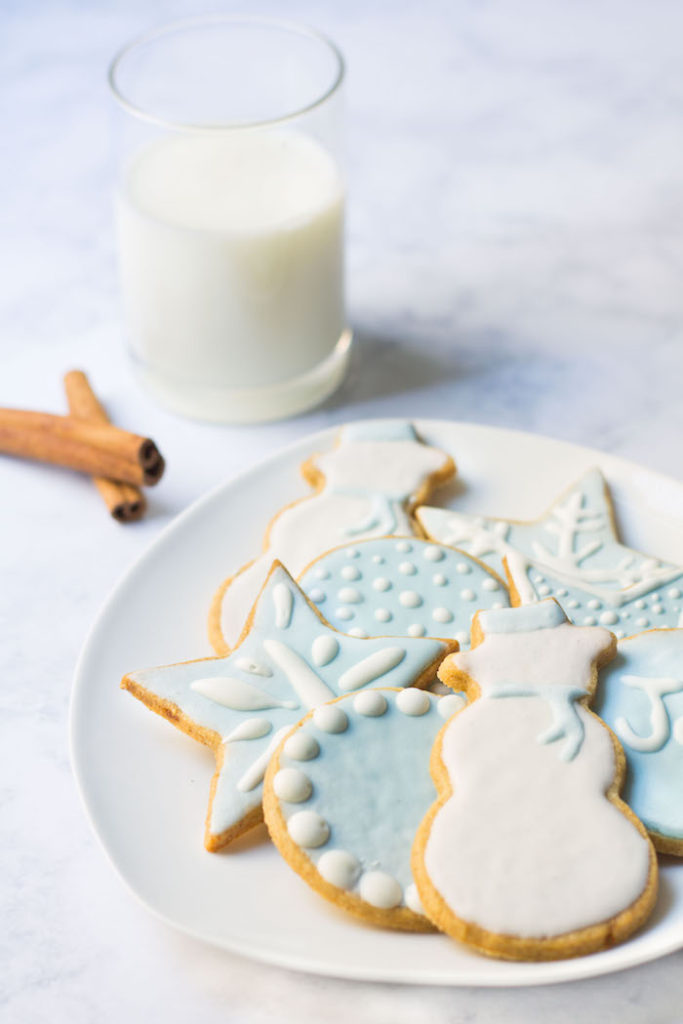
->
[[271, 688, 466, 917], [595, 629, 683, 844], [299, 538, 510, 648]]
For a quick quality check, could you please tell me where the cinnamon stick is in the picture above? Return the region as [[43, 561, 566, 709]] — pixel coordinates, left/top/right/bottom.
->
[[0, 409, 165, 487], [64, 370, 147, 522]]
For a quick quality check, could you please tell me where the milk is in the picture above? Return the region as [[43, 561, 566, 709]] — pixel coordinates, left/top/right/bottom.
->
[[116, 131, 347, 421]]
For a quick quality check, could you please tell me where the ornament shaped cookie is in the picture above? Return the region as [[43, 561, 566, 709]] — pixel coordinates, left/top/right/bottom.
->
[[264, 688, 466, 930], [595, 629, 683, 855], [418, 469, 683, 638], [123, 563, 454, 850], [413, 600, 658, 961], [299, 537, 509, 646], [209, 421, 455, 654]]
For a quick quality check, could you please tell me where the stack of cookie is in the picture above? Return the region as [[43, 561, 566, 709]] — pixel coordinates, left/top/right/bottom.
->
[[122, 421, 682, 961]]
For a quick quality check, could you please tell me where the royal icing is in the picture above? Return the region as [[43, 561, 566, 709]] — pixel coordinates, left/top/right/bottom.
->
[[267, 689, 459, 921], [215, 422, 452, 650], [124, 565, 450, 846], [595, 629, 683, 845], [299, 538, 509, 647], [418, 601, 653, 941], [418, 469, 683, 637]]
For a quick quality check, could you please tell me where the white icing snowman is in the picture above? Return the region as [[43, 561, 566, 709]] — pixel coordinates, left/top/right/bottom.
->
[[415, 600, 656, 958], [211, 421, 453, 652]]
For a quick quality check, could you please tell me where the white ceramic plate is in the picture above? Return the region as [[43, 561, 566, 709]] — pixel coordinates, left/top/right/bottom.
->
[[70, 420, 683, 986]]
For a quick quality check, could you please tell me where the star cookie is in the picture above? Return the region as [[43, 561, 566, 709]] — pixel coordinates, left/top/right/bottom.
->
[[123, 563, 455, 850]]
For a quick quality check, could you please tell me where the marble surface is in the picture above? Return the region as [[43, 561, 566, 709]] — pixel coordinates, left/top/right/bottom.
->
[[2, 0, 683, 1020]]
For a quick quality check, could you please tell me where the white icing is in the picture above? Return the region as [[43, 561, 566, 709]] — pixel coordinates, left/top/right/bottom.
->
[[338, 587, 362, 603], [287, 810, 330, 848], [341, 565, 361, 581], [405, 883, 423, 914], [308, 588, 325, 603], [348, 628, 368, 638], [399, 561, 417, 575], [283, 732, 320, 761], [311, 635, 339, 667], [273, 583, 294, 629], [359, 871, 403, 909], [424, 546, 444, 562], [460, 589, 476, 601], [432, 608, 453, 624], [338, 647, 406, 692], [456, 563, 471, 575], [263, 637, 336, 706], [600, 610, 619, 625], [438, 692, 467, 718], [317, 849, 361, 889], [482, 578, 499, 592], [373, 577, 391, 591], [374, 608, 392, 622], [396, 688, 430, 715], [432, 573, 447, 586], [224, 718, 272, 742], [236, 725, 291, 792], [273, 767, 313, 803], [409, 623, 427, 637], [313, 704, 348, 733], [191, 676, 298, 712], [235, 657, 272, 677], [399, 590, 422, 608], [336, 607, 354, 621], [396, 540, 412, 553], [614, 674, 682, 753], [353, 691, 388, 716]]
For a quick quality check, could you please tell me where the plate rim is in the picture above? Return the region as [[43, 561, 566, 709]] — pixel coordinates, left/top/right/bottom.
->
[[69, 418, 683, 986]]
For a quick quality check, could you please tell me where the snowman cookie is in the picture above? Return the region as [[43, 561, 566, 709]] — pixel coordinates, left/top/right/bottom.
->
[[263, 688, 466, 930], [123, 562, 455, 850], [595, 629, 683, 855], [418, 468, 683, 638], [299, 537, 509, 646], [413, 600, 658, 961], [209, 421, 455, 654]]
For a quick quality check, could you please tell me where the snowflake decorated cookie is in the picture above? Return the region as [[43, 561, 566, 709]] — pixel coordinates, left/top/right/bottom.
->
[[298, 537, 509, 646], [412, 600, 658, 961], [122, 563, 455, 851], [209, 421, 455, 654], [418, 468, 683, 638], [263, 687, 466, 930], [595, 628, 683, 855]]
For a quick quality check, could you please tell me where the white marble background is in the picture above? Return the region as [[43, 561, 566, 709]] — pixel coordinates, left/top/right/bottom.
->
[[2, 0, 683, 1021]]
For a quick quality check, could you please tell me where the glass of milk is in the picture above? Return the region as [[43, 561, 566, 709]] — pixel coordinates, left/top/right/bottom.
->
[[109, 17, 350, 423]]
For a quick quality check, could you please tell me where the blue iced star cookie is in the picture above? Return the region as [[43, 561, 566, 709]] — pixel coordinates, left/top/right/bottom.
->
[[418, 469, 683, 638], [595, 628, 683, 854], [122, 563, 455, 850], [299, 537, 509, 647]]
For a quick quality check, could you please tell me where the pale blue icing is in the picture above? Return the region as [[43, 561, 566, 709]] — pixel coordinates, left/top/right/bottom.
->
[[479, 600, 567, 635], [340, 421, 419, 443], [274, 689, 450, 912], [513, 565, 683, 637], [595, 629, 683, 840], [127, 565, 448, 840], [299, 538, 509, 648], [418, 469, 683, 613]]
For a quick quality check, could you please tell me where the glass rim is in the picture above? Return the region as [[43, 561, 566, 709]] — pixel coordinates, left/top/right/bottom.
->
[[108, 14, 345, 132]]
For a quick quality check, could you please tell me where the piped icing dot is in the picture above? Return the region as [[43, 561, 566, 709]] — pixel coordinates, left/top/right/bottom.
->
[[399, 561, 417, 575], [532, 573, 545, 584], [225, 718, 272, 742], [348, 628, 369, 638], [423, 546, 445, 562], [599, 610, 619, 626], [396, 688, 430, 716], [567, 600, 579, 609], [371, 555, 384, 564], [433, 607, 453, 624], [395, 540, 412, 553], [345, 548, 360, 559], [287, 810, 330, 848], [456, 563, 471, 575], [537, 584, 551, 596], [399, 590, 422, 608], [314, 567, 330, 580], [460, 589, 476, 601], [557, 588, 569, 597], [313, 705, 348, 734], [353, 691, 388, 717], [636, 618, 650, 628], [405, 883, 423, 915], [635, 599, 646, 610], [492, 601, 505, 609], [308, 588, 326, 603], [359, 871, 402, 909], [455, 631, 468, 646], [375, 607, 392, 622], [408, 623, 426, 637], [587, 599, 602, 610], [652, 604, 665, 615], [669, 588, 682, 599], [583, 616, 597, 626], [317, 850, 361, 890], [311, 635, 339, 667], [273, 768, 312, 803], [283, 732, 320, 761], [341, 565, 361, 581], [338, 587, 362, 604], [482, 578, 499, 592], [432, 573, 447, 586], [438, 693, 467, 719], [373, 577, 391, 592], [336, 607, 354, 621]]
